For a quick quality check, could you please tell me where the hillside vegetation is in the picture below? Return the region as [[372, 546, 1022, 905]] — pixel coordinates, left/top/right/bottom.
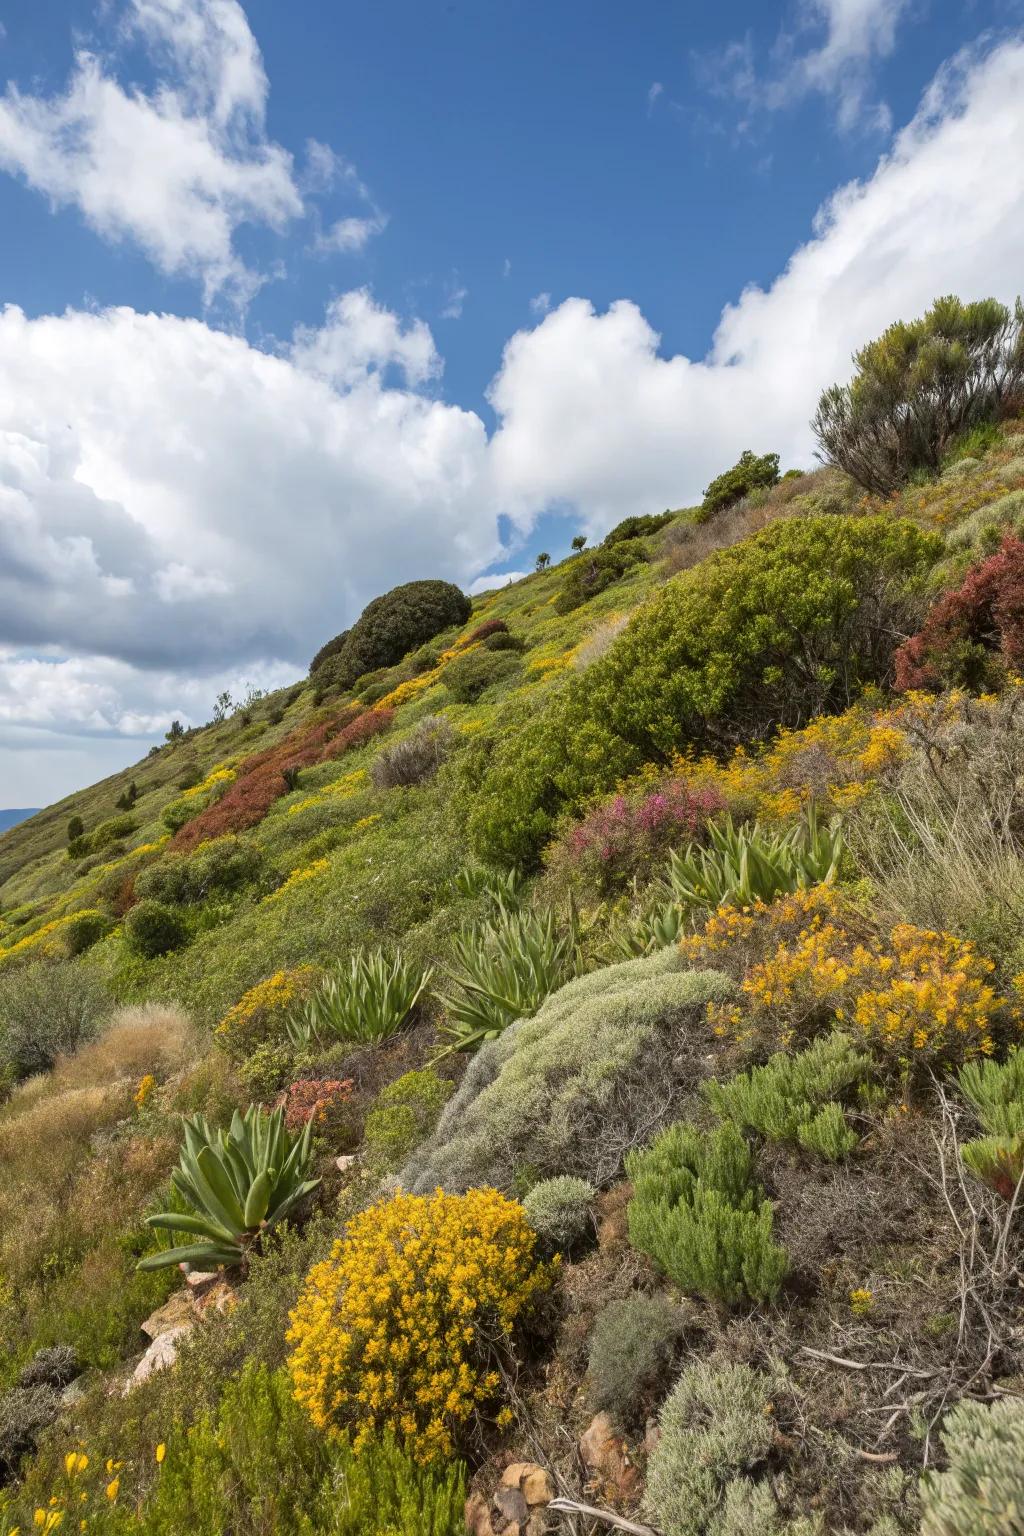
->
[[3, 296, 1024, 1533]]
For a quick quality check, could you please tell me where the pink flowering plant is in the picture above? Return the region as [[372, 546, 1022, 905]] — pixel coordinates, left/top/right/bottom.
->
[[544, 780, 725, 897]]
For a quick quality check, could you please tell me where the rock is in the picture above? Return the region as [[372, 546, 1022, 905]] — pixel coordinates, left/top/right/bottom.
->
[[500, 1462, 553, 1506], [493, 1485, 528, 1528], [524, 1515, 548, 1536], [126, 1326, 191, 1391], [140, 1290, 195, 1340], [464, 1491, 496, 1536], [644, 1418, 662, 1455], [578, 1411, 640, 1502], [335, 1154, 357, 1173], [193, 1277, 236, 1318], [182, 1268, 220, 1293]]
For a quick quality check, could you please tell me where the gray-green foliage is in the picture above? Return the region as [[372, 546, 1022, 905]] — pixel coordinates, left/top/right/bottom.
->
[[403, 950, 734, 1193], [286, 945, 431, 1048], [644, 1359, 782, 1536], [704, 1033, 870, 1160], [138, 1105, 320, 1271], [0, 959, 112, 1082], [436, 902, 582, 1053], [957, 1051, 1024, 1197], [626, 1120, 788, 1305], [920, 1398, 1024, 1534], [587, 1292, 685, 1424], [663, 812, 843, 916], [522, 1175, 595, 1251], [945, 487, 1024, 556]]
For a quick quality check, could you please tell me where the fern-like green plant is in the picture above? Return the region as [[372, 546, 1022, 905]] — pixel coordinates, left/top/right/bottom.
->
[[626, 1120, 788, 1306], [138, 1105, 320, 1272], [958, 1051, 1024, 1199], [286, 946, 431, 1048], [436, 902, 582, 1053], [663, 809, 843, 914], [704, 1033, 870, 1159]]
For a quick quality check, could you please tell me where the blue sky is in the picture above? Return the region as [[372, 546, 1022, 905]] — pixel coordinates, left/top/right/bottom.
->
[[1, 0, 1024, 801]]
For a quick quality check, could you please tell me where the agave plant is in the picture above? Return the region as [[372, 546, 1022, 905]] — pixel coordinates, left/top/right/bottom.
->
[[436, 902, 582, 1054], [137, 1105, 320, 1272], [598, 897, 688, 962], [663, 809, 843, 915], [452, 862, 525, 910], [286, 946, 432, 1048]]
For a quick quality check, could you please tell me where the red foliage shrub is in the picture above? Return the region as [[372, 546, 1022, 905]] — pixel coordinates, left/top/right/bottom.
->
[[544, 780, 726, 896], [172, 703, 370, 851], [463, 618, 508, 646], [112, 874, 137, 917], [317, 708, 394, 764], [895, 533, 1024, 692], [278, 1077, 355, 1133]]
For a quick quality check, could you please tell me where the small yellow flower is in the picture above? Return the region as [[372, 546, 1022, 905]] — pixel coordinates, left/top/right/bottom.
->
[[104, 1479, 119, 1503], [155, 1443, 166, 1464], [850, 1287, 874, 1316]]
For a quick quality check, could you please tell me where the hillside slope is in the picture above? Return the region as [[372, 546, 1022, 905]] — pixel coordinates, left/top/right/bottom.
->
[[3, 418, 1024, 1533]]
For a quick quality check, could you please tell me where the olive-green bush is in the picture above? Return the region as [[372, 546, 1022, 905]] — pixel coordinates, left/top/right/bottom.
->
[[920, 1397, 1024, 1535], [604, 511, 674, 544], [0, 959, 112, 1082], [587, 1292, 686, 1425], [469, 516, 939, 864], [135, 837, 262, 905], [443, 648, 521, 702], [555, 541, 646, 615], [700, 450, 780, 521], [704, 1033, 871, 1160], [310, 580, 472, 688], [363, 1068, 454, 1174], [124, 899, 188, 958], [403, 950, 733, 1193]]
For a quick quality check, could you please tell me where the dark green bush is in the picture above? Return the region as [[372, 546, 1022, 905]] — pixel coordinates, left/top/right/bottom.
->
[[64, 911, 113, 956], [89, 814, 137, 852], [700, 450, 780, 521], [444, 649, 521, 703], [66, 815, 84, 843], [814, 295, 1024, 495], [469, 515, 940, 865], [136, 838, 262, 905], [310, 580, 471, 688], [123, 899, 187, 958], [363, 1068, 455, 1174], [604, 511, 674, 544], [483, 630, 526, 653], [588, 1293, 686, 1425], [555, 542, 646, 614]]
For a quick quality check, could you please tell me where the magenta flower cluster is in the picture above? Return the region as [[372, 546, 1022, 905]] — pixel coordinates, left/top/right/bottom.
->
[[550, 781, 725, 895]]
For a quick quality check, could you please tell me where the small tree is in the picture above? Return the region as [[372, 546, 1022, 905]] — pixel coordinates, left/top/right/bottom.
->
[[66, 816, 84, 844], [535, 552, 551, 571], [212, 690, 234, 724], [571, 534, 587, 553], [165, 719, 185, 742], [700, 450, 780, 520], [813, 295, 1024, 496]]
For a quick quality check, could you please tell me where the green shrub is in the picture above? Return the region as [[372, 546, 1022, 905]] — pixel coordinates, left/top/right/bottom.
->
[[958, 1050, 1024, 1198], [555, 541, 646, 614], [604, 511, 674, 544], [700, 450, 780, 521], [663, 812, 843, 915], [813, 295, 1024, 495], [63, 910, 113, 956], [920, 1398, 1024, 1535], [286, 947, 431, 1048], [404, 952, 733, 1193], [483, 630, 526, 653], [161, 795, 199, 832], [945, 487, 1024, 558], [363, 1068, 454, 1174], [437, 903, 582, 1053], [469, 516, 938, 865], [89, 814, 137, 851], [239, 1040, 295, 1099], [644, 1359, 782, 1536], [704, 1033, 870, 1159], [137, 837, 262, 905], [522, 1175, 595, 1251], [942, 420, 1003, 468], [123, 899, 187, 958], [588, 1292, 685, 1425], [310, 580, 472, 687], [626, 1120, 788, 1305], [0, 959, 112, 1081], [370, 716, 454, 789], [138, 1105, 320, 1272], [443, 648, 521, 702], [66, 815, 84, 843]]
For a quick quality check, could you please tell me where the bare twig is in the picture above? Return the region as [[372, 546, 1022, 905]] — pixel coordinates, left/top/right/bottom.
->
[[548, 1499, 660, 1536]]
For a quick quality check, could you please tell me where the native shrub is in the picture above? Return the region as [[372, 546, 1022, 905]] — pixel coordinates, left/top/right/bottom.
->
[[700, 450, 780, 521], [464, 618, 509, 644], [63, 910, 113, 955], [310, 580, 472, 687], [522, 1175, 595, 1252], [404, 952, 733, 1193], [555, 541, 646, 614], [215, 967, 319, 1057], [287, 1188, 553, 1462], [0, 960, 112, 1082], [626, 1120, 788, 1305], [958, 1051, 1024, 1198], [363, 1068, 454, 1174], [920, 1397, 1024, 1535], [0, 1384, 61, 1480], [813, 295, 1024, 495], [279, 1077, 354, 1134], [705, 1034, 870, 1160], [444, 648, 521, 703], [136, 836, 262, 905], [895, 533, 1024, 692], [123, 899, 187, 958], [371, 716, 454, 789], [604, 511, 674, 544], [469, 516, 938, 866], [544, 781, 725, 896], [587, 1293, 686, 1426], [644, 1359, 782, 1536]]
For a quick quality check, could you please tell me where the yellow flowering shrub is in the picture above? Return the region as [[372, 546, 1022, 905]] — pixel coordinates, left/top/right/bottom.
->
[[0, 908, 106, 969], [264, 857, 330, 903], [698, 892, 1017, 1069], [215, 966, 318, 1054], [180, 762, 237, 800], [287, 1188, 555, 1463], [287, 768, 368, 816], [134, 1073, 156, 1110]]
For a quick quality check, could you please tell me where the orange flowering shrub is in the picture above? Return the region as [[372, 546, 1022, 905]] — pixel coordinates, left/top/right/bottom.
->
[[287, 1188, 554, 1463]]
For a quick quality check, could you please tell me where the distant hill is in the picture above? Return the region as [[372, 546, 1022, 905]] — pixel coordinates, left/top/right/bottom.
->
[[0, 808, 39, 835]]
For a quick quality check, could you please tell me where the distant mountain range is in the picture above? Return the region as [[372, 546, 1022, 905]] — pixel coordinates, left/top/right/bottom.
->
[[0, 809, 39, 834]]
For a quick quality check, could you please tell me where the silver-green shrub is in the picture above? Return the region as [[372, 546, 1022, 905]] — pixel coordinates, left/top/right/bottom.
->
[[920, 1397, 1024, 1534], [403, 949, 733, 1192], [587, 1292, 685, 1424], [0, 959, 112, 1082], [522, 1175, 595, 1251], [643, 1358, 782, 1536]]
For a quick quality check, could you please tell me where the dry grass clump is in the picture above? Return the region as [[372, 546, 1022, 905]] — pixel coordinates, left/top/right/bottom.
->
[[47, 1002, 193, 1091], [573, 612, 629, 669]]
